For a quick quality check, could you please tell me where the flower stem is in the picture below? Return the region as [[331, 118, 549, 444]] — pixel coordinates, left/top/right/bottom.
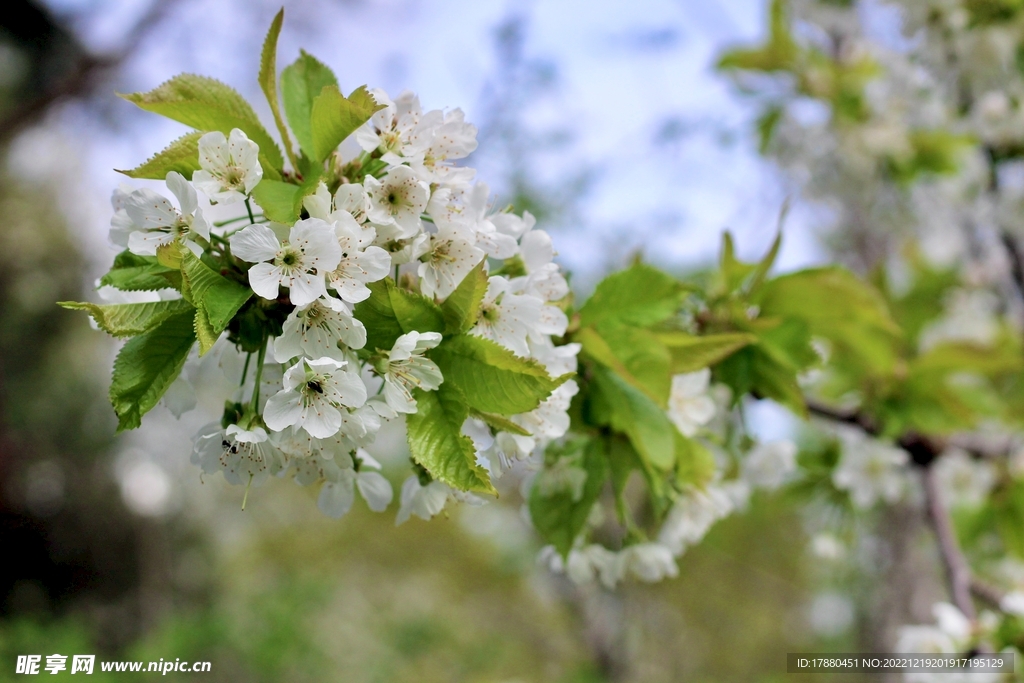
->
[[245, 198, 257, 225], [214, 214, 258, 228], [240, 352, 252, 387], [251, 339, 267, 410], [241, 473, 254, 511]]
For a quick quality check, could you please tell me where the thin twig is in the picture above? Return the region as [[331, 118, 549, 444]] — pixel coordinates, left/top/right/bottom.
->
[[805, 399, 880, 435], [971, 578, 1006, 610], [922, 466, 977, 619], [1000, 231, 1024, 302]]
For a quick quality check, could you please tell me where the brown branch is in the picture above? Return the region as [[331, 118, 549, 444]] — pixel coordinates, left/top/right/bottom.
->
[[806, 398, 1014, 620], [971, 578, 1006, 610], [805, 399, 880, 435], [0, 0, 178, 145], [922, 465, 977, 619], [1000, 231, 1024, 302]]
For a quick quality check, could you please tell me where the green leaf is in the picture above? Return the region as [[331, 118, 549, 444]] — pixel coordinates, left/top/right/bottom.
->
[[654, 331, 757, 373], [755, 266, 901, 373], [310, 84, 385, 163], [119, 74, 284, 170], [578, 263, 686, 328], [281, 50, 339, 160], [748, 229, 783, 294], [406, 384, 495, 494], [441, 261, 488, 333], [995, 481, 1024, 558], [883, 253, 959, 345], [109, 309, 196, 431], [259, 156, 282, 182], [591, 365, 675, 470], [468, 408, 531, 436], [180, 251, 252, 355], [99, 251, 180, 292], [116, 132, 202, 180], [607, 433, 667, 505], [529, 438, 608, 557], [718, 232, 758, 293], [59, 299, 195, 338], [576, 326, 635, 381], [590, 322, 672, 406], [912, 340, 1022, 378], [431, 334, 567, 415], [250, 179, 301, 223], [714, 344, 807, 416], [354, 278, 445, 353], [675, 430, 716, 487], [757, 317, 818, 372], [258, 8, 295, 171], [607, 435, 638, 498]]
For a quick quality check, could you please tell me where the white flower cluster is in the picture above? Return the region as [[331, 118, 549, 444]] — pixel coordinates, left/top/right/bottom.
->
[[832, 425, 910, 509], [539, 370, 799, 587], [110, 90, 576, 521]]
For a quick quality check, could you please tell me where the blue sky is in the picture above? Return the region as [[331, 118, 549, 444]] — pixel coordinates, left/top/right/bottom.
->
[[33, 0, 823, 289]]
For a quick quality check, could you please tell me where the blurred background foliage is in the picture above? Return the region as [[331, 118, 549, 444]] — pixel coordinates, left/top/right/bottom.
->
[[0, 0, 960, 681]]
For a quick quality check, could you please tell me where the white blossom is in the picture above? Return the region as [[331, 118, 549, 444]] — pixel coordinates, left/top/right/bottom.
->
[[192, 129, 263, 203], [417, 225, 485, 300], [109, 182, 137, 248], [658, 484, 736, 556], [742, 440, 798, 490], [379, 331, 444, 414], [395, 475, 483, 524], [530, 339, 581, 376], [364, 165, 429, 239], [540, 544, 623, 588], [230, 218, 341, 306], [405, 108, 478, 185], [521, 381, 578, 439], [620, 543, 679, 583], [317, 450, 394, 518], [191, 423, 285, 486], [427, 183, 517, 258], [810, 533, 846, 561], [934, 449, 996, 508], [471, 276, 564, 357], [1000, 591, 1024, 616], [666, 369, 716, 437], [326, 211, 391, 303], [273, 296, 366, 362], [832, 427, 908, 508], [264, 357, 368, 438], [355, 89, 434, 160], [122, 172, 210, 257]]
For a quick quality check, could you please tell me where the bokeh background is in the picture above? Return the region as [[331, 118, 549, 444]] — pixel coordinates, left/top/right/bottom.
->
[[0, 1, 914, 681]]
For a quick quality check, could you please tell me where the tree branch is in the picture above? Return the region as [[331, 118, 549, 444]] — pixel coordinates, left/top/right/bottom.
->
[[971, 578, 1006, 610], [805, 399, 880, 435], [0, 0, 178, 145], [922, 465, 977, 619], [806, 398, 1009, 620]]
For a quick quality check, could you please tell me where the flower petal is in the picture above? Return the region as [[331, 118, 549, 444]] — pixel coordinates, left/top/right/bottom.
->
[[264, 390, 303, 431], [356, 471, 394, 512], [318, 477, 355, 518], [247, 262, 283, 300], [230, 223, 281, 263]]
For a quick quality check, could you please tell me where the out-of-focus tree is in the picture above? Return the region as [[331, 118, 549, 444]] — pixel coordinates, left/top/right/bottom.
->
[[716, 0, 1024, 667], [0, 0, 197, 654]]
